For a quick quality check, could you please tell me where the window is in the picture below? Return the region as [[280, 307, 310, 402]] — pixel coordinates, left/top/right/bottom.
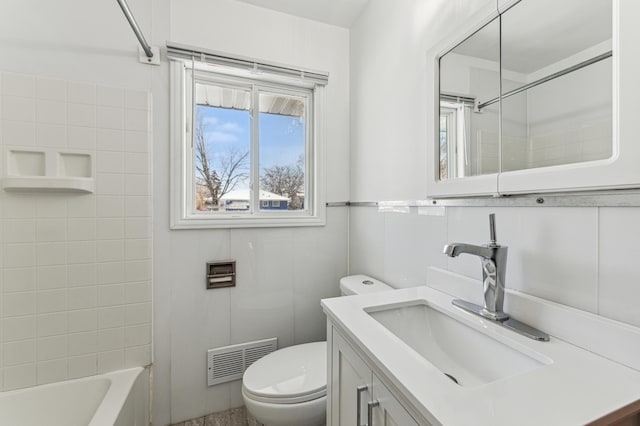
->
[[170, 55, 327, 229]]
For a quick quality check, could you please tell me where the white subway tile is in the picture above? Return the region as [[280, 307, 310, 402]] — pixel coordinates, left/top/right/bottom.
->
[[3, 244, 36, 268], [124, 130, 148, 153], [68, 332, 97, 356], [67, 309, 97, 333], [96, 173, 124, 195], [3, 364, 36, 390], [2, 73, 35, 97], [67, 264, 97, 287], [68, 354, 96, 379], [3, 269, 36, 293], [125, 260, 151, 282], [67, 241, 96, 264], [96, 218, 125, 240], [96, 106, 124, 129], [4, 316, 35, 341], [67, 82, 96, 105], [97, 262, 125, 285], [98, 306, 125, 329], [36, 78, 66, 102], [599, 208, 640, 326], [124, 324, 150, 347], [125, 218, 151, 239], [67, 103, 96, 127], [97, 350, 124, 374], [97, 328, 124, 352], [4, 340, 36, 365], [3, 292, 35, 317], [2, 195, 36, 218], [125, 239, 151, 260], [36, 313, 67, 337], [96, 86, 124, 108], [96, 197, 124, 218], [125, 109, 148, 132], [36, 100, 66, 125], [36, 266, 67, 290], [2, 121, 36, 146], [36, 219, 67, 242], [96, 240, 124, 262], [37, 359, 67, 384], [67, 287, 97, 311], [3, 220, 36, 243], [36, 242, 67, 266], [125, 90, 149, 110], [125, 303, 151, 326], [124, 152, 149, 174], [97, 151, 124, 173], [125, 196, 151, 217], [125, 282, 151, 303], [67, 218, 96, 241], [124, 174, 150, 196], [36, 335, 67, 361], [2, 96, 35, 122], [96, 129, 124, 151], [67, 195, 96, 218], [36, 289, 66, 314], [98, 284, 125, 307], [36, 196, 67, 218], [125, 345, 150, 367], [36, 123, 66, 148], [67, 126, 96, 150]]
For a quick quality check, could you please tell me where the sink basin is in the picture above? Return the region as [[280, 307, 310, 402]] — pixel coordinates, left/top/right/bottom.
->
[[366, 302, 550, 387]]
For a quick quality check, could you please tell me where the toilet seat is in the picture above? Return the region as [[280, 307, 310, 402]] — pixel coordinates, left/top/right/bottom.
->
[[242, 341, 326, 404]]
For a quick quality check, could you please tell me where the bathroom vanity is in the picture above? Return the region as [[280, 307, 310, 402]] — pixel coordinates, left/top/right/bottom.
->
[[322, 279, 640, 425]]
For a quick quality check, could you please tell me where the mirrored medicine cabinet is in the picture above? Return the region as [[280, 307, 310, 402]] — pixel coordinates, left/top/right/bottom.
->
[[428, 0, 640, 198]]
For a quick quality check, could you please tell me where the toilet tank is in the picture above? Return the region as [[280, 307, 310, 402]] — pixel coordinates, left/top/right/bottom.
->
[[339, 275, 392, 296]]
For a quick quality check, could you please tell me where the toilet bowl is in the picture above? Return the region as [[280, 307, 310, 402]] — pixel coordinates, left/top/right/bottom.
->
[[242, 275, 392, 426]]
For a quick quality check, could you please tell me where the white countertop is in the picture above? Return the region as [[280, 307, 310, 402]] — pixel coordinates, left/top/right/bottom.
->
[[322, 285, 640, 426]]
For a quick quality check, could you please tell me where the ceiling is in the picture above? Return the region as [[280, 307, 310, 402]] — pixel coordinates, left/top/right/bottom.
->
[[234, 0, 370, 28]]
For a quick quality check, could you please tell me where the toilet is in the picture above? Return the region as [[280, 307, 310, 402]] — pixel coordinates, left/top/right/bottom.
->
[[241, 275, 392, 426]]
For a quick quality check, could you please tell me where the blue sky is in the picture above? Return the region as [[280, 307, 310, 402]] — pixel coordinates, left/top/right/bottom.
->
[[196, 105, 305, 190]]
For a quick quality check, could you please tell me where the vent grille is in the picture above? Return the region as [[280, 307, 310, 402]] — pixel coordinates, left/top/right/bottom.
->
[[207, 338, 277, 386]]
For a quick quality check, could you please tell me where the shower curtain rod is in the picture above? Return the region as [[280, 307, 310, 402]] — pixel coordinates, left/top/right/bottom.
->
[[116, 0, 153, 58], [477, 50, 612, 110]]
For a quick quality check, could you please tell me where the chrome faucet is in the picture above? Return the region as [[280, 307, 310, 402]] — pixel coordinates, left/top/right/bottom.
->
[[444, 214, 549, 341], [444, 214, 508, 321]]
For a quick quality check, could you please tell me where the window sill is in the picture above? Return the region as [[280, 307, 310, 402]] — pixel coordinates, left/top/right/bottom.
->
[[170, 214, 326, 229]]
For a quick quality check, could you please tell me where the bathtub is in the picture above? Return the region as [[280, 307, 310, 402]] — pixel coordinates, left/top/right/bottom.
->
[[0, 367, 149, 426]]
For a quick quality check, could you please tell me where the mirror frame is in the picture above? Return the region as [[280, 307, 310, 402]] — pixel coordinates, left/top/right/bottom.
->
[[427, 0, 640, 199]]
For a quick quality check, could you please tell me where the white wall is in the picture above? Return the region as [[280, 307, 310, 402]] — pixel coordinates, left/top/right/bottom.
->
[[349, 0, 640, 336], [0, 0, 157, 391], [152, 1, 350, 424]]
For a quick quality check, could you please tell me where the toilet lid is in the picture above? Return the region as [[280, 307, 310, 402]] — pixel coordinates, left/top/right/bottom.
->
[[242, 341, 327, 404]]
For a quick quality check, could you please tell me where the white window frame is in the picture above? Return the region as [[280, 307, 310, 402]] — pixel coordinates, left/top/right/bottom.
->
[[170, 60, 326, 229]]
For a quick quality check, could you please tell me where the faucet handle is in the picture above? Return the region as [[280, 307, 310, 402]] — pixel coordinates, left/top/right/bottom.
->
[[489, 213, 497, 245]]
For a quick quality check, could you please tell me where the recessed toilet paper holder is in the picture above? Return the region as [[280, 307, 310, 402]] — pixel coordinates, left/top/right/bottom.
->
[[206, 260, 236, 289]]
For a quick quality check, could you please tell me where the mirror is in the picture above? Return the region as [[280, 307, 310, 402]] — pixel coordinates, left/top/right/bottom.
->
[[439, 18, 500, 180], [438, 0, 612, 180]]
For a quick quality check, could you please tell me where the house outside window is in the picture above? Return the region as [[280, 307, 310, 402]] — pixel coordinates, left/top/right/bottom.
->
[[169, 49, 327, 229]]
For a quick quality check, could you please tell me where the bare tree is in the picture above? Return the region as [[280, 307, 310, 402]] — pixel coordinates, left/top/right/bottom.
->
[[261, 156, 305, 210], [195, 116, 249, 209]]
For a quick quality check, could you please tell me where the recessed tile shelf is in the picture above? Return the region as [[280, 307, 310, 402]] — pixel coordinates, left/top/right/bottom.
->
[[3, 148, 95, 193]]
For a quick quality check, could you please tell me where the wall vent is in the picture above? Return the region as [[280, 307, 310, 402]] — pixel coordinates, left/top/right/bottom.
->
[[207, 338, 277, 386]]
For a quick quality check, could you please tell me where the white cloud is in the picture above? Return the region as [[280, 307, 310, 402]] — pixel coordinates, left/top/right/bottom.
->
[[217, 122, 243, 133], [206, 131, 238, 143]]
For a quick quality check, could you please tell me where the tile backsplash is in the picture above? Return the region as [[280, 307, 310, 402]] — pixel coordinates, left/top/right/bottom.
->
[[0, 72, 152, 390]]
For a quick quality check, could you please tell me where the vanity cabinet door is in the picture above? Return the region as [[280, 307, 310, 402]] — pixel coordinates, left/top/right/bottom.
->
[[371, 375, 421, 426], [330, 330, 373, 426]]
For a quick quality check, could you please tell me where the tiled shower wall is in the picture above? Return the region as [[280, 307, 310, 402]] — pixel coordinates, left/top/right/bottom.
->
[[0, 72, 152, 390]]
